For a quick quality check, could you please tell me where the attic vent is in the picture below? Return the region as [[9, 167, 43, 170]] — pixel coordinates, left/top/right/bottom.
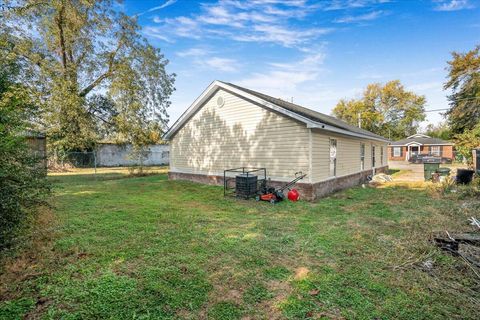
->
[[216, 96, 225, 108]]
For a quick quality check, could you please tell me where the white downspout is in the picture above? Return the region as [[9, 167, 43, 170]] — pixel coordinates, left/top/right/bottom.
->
[[308, 129, 313, 184]]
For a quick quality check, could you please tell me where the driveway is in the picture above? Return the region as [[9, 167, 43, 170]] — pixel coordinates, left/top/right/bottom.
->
[[388, 161, 424, 182]]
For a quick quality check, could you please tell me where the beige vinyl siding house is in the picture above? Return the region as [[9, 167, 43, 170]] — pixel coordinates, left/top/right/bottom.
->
[[165, 81, 389, 200], [170, 89, 310, 181]]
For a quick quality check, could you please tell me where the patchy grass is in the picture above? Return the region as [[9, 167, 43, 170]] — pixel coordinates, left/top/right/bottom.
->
[[0, 168, 478, 319]]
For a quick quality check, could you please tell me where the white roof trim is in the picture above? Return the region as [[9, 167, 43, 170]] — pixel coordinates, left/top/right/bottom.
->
[[407, 133, 430, 139], [163, 80, 389, 142], [405, 141, 423, 146], [390, 143, 454, 147]]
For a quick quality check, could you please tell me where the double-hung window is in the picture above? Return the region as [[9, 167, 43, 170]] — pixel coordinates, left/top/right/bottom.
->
[[360, 143, 365, 171], [393, 147, 401, 157], [372, 145, 376, 168], [431, 146, 441, 156]]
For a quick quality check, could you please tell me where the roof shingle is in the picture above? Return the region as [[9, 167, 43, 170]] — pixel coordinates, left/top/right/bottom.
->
[[221, 81, 387, 141], [390, 136, 452, 146]]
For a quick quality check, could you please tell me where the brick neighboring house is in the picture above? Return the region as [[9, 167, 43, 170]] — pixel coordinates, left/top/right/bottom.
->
[[388, 134, 454, 161]]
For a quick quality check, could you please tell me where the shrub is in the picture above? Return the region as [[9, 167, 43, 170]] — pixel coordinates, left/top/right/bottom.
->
[[428, 176, 456, 196], [0, 41, 50, 252], [429, 174, 480, 199]]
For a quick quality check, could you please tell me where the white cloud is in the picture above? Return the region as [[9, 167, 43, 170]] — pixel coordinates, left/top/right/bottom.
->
[[175, 47, 239, 72], [176, 48, 210, 57], [144, 16, 202, 40], [136, 0, 177, 16], [235, 50, 326, 99], [433, 0, 474, 11], [324, 0, 390, 11], [142, 26, 174, 42], [204, 57, 238, 72], [144, 0, 330, 47], [232, 24, 332, 47], [335, 10, 384, 23]]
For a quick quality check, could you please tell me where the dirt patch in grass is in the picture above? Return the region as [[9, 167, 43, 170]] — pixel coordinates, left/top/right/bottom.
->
[[294, 267, 310, 280], [210, 284, 244, 303], [261, 280, 293, 320]]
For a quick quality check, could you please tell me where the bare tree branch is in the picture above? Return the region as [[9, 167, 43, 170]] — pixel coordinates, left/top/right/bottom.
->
[[78, 36, 124, 97]]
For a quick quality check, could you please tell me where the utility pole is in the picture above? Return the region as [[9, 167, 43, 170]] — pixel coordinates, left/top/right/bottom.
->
[[357, 112, 361, 128]]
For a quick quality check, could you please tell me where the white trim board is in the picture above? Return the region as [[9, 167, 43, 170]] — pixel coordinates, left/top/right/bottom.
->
[[407, 134, 430, 139]]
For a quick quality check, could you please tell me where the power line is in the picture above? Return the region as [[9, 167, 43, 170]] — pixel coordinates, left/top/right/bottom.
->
[[425, 108, 449, 112], [447, 97, 480, 102], [424, 96, 480, 113]]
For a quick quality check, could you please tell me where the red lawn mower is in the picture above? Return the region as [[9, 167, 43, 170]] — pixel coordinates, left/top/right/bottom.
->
[[256, 172, 307, 204]]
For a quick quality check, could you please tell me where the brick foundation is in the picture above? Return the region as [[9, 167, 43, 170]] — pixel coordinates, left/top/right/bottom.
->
[[169, 167, 388, 201]]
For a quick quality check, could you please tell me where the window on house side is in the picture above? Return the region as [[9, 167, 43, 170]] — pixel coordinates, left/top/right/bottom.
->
[[360, 143, 365, 171], [431, 146, 440, 156], [372, 145, 376, 168], [393, 147, 401, 157], [329, 139, 337, 177]]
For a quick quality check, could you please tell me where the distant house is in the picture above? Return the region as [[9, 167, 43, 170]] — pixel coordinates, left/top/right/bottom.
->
[[388, 134, 454, 161], [164, 81, 390, 200]]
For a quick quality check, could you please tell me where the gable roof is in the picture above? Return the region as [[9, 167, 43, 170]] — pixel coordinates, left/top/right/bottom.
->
[[390, 134, 453, 146], [163, 80, 389, 142], [407, 133, 430, 139]]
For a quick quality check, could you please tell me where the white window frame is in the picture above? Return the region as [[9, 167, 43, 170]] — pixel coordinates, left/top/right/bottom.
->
[[381, 146, 384, 165], [329, 138, 337, 177], [393, 147, 401, 157], [372, 145, 376, 168], [360, 143, 365, 171], [431, 146, 441, 156]]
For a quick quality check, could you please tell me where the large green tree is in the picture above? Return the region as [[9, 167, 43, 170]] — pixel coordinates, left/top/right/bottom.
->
[[2, 0, 175, 152], [444, 45, 480, 135], [453, 123, 480, 162], [424, 122, 452, 140], [332, 80, 426, 140]]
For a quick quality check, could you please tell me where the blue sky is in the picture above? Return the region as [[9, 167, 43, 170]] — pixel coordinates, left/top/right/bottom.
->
[[122, 0, 480, 128]]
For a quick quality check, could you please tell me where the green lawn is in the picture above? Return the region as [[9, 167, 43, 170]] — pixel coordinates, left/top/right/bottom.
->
[[0, 168, 478, 319]]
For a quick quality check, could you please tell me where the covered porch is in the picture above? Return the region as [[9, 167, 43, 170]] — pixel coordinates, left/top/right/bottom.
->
[[405, 141, 422, 161]]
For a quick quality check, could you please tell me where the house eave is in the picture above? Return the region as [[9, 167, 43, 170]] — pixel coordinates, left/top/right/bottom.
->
[[163, 80, 390, 143], [308, 124, 389, 142]]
